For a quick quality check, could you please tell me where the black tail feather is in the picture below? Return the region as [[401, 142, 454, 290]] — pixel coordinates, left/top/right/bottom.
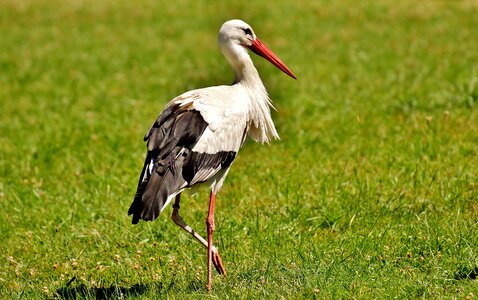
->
[[128, 150, 187, 224]]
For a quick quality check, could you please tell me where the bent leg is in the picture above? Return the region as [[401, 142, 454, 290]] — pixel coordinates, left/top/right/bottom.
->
[[171, 194, 226, 276]]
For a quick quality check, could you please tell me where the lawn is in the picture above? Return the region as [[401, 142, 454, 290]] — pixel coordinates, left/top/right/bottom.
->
[[1, 0, 477, 298]]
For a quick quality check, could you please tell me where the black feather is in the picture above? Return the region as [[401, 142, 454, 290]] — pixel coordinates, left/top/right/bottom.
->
[[182, 151, 236, 184], [129, 104, 209, 223]]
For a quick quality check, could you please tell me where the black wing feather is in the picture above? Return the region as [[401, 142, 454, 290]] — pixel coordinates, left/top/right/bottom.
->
[[128, 103, 209, 224]]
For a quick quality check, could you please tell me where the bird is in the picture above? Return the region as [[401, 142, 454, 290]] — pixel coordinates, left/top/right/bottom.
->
[[128, 19, 296, 291]]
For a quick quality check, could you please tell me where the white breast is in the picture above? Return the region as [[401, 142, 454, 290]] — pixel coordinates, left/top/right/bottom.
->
[[190, 86, 249, 153]]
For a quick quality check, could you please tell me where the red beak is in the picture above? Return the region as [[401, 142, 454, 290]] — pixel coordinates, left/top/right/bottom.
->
[[248, 38, 297, 79]]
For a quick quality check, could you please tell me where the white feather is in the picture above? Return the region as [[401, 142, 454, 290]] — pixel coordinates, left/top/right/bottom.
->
[[168, 81, 278, 155]]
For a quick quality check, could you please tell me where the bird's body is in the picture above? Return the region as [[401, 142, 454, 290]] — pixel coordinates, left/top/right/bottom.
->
[[128, 79, 277, 222], [128, 19, 296, 291]]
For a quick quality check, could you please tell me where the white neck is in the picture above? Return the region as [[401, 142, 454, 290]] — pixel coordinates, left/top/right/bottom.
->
[[219, 42, 259, 84], [220, 42, 279, 143]]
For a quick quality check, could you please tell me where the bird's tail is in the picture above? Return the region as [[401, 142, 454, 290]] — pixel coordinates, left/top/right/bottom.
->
[[128, 153, 186, 224]]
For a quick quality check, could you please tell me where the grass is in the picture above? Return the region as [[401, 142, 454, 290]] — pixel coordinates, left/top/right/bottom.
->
[[1, 0, 478, 298]]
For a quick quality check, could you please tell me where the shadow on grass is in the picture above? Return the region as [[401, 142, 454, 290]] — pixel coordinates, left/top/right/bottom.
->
[[55, 275, 205, 299], [455, 266, 478, 281], [55, 277, 164, 299]]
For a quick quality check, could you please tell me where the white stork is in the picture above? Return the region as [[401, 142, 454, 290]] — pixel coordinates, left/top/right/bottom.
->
[[128, 19, 296, 290]]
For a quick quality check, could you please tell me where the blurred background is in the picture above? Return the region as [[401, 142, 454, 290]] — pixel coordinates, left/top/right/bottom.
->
[[1, 0, 477, 298]]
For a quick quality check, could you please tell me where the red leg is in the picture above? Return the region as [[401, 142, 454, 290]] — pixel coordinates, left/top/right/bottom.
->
[[171, 194, 226, 275], [206, 191, 216, 291]]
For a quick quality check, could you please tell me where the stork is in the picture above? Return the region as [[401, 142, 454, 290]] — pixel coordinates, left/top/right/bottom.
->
[[128, 19, 296, 291]]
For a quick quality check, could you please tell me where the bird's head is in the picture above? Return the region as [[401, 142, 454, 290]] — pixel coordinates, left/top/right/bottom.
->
[[218, 19, 297, 79], [218, 19, 257, 48]]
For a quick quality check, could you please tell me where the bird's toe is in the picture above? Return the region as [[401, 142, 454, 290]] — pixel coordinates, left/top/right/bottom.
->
[[212, 250, 227, 275]]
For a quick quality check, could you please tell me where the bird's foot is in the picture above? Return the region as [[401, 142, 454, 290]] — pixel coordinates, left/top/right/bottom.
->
[[212, 248, 226, 275]]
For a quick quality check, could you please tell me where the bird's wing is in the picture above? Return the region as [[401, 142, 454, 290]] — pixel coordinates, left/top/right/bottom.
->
[[174, 87, 249, 185], [129, 100, 209, 223], [129, 88, 248, 223]]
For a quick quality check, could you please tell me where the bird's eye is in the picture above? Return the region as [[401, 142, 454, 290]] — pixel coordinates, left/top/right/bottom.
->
[[241, 28, 253, 36]]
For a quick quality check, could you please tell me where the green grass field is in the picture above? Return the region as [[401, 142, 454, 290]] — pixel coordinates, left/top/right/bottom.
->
[[1, 0, 478, 298]]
